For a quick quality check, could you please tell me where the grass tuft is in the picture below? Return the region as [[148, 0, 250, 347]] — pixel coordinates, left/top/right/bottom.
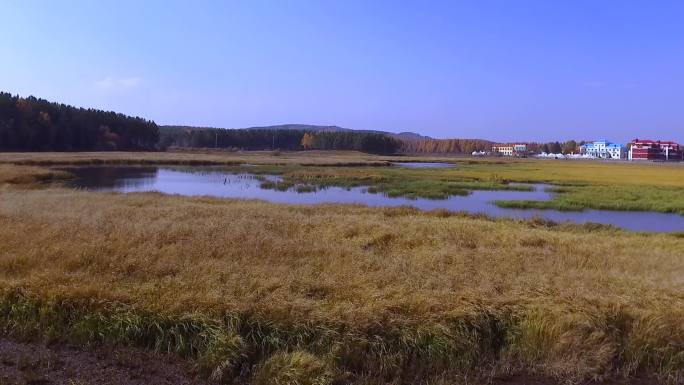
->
[[254, 351, 333, 385]]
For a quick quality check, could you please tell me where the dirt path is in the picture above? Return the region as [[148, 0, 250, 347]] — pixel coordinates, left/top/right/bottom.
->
[[0, 338, 209, 385], [0, 337, 664, 385]]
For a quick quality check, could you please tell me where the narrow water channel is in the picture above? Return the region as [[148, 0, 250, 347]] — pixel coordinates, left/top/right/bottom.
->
[[64, 166, 684, 233]]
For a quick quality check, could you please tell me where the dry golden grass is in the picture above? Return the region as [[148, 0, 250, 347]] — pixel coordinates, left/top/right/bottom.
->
[[0, 150, 394, 167], [0, 164, 69, 185], [1, 181, 684, 383], [452, 158, 684, 187]]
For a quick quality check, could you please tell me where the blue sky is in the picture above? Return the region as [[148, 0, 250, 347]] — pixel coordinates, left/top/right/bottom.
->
[[1, 1, 683, 142]]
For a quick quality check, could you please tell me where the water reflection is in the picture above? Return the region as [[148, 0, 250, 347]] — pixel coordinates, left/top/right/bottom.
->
[[63, 166, 159, 190], [65, 166, 684, 233]]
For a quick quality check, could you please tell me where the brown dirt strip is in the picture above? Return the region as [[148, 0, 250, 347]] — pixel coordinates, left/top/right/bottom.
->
[[0, 338, 208, 385], [0, 337, 664, 385]]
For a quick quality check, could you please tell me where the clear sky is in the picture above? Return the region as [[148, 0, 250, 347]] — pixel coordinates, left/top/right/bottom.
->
[[1, 1, 683, 142]]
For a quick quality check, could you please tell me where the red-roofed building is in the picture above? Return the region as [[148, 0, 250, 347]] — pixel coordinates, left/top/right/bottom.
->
[[628, 139, 683, 161]]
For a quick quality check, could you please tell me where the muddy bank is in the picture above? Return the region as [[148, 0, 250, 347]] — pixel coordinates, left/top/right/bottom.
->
[[0, 337, 664, 385], [0, 338, 208, 385]]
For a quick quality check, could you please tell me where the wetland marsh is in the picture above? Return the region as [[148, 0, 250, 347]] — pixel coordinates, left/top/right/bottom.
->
[[1, 151, 683, 385], [65, 165, 684, 232]]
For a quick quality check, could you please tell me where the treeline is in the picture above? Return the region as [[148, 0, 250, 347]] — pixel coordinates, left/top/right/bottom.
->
[[305, 131, 400, 154], [160, 126, 305, 150], [529, 140, 585, 154], [161, 126, 401, 154], [0, 91, 592, 156], [401, 139, 494, 154], [0, 92, 159, 151]]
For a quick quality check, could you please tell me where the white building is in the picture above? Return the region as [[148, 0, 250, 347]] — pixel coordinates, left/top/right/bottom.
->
[[492, 143, 527, 157], [579, 140, 625, 159]]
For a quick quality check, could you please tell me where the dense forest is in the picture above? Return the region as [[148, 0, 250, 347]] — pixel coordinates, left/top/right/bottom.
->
[[401, 138, 494, 154], [161, 126, 401, 154], [0, 92, 159, 151], [306, 131, 401, 154], [159, 126, 305, 150]]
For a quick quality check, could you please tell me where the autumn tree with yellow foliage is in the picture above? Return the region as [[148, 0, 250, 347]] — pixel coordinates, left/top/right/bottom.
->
[[301, 132, 315, 149]]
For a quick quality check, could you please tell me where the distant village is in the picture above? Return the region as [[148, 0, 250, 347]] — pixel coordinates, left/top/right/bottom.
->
[[475, 139, 684, 161]]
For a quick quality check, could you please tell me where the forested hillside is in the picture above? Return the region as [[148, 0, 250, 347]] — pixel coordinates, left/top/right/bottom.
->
[[227, 124, 430, 142], [161, 126, 401, 154], [2, 92, 567, 156], [0, 92, 159, 151]]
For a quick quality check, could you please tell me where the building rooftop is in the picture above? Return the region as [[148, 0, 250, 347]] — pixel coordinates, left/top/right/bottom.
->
[[632, 138, 679, 145], [492, 143, 528, 146]]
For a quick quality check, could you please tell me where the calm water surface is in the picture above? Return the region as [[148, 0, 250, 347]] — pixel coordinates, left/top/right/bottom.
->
[[65, 166, 684, 233]]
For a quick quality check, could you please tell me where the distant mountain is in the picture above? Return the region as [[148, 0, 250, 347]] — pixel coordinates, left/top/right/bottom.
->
[[241, 124, 348, 132], [161, 124, 432, 141], [392, 131, 432, 142]]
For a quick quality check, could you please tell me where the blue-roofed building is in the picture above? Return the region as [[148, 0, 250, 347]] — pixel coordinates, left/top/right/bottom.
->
[[579, 140, 626, 159]]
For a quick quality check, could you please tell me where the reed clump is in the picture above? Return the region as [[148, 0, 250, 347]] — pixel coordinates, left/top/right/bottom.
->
[[253, 351, 333, 385], [0, 164, 70, 186]]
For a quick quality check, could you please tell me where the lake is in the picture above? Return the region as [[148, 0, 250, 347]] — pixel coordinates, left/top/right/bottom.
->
[[65, 166, 684, 233]]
